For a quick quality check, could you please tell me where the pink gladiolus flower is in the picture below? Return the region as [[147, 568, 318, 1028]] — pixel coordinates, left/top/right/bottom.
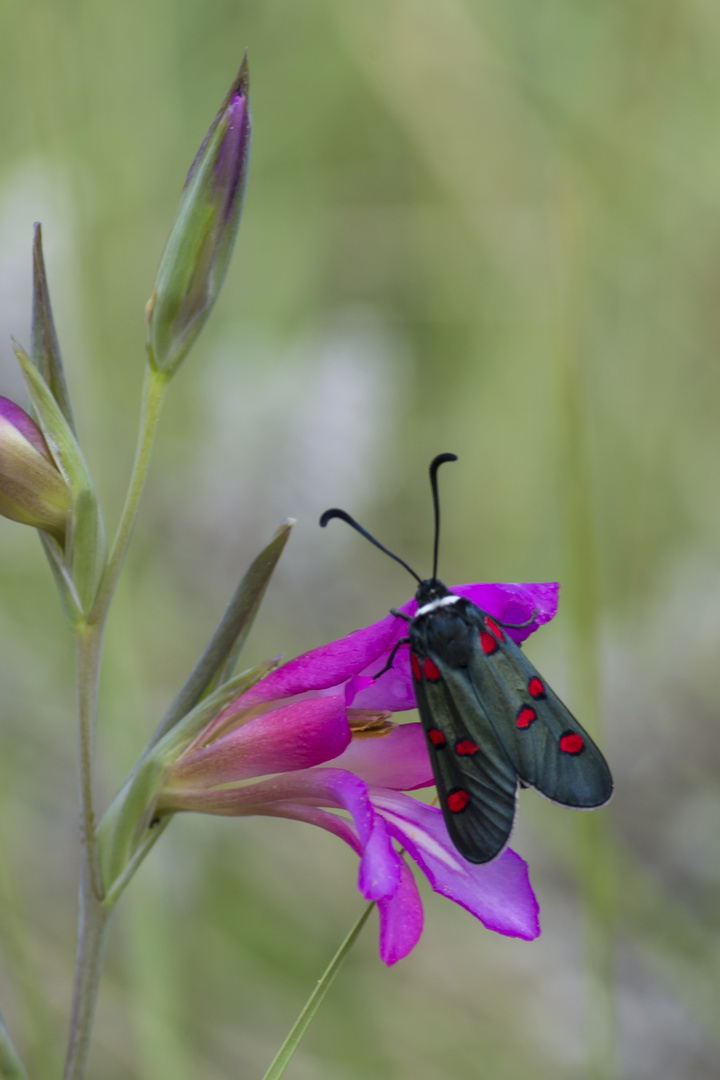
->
[[159, 582, 557, 963]]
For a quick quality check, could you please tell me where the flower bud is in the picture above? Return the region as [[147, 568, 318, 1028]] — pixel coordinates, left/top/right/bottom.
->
[[0, 396, 71, 541], [146, 57, 252, 376]]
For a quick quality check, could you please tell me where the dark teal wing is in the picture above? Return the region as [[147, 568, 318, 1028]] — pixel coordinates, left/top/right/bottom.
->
[[469, 615, 613, 808], [413, 663, 518, 863]]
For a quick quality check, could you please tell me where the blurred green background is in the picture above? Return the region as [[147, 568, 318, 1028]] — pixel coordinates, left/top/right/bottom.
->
[[1, 0, 720, 1076]]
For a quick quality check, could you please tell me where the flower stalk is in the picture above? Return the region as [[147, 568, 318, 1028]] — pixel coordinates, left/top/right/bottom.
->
[[62, 876, 109, 1080], [91, 366, 168, 626], [61, 367, 168, 1075], [58, 61, 254, 1066], [261, 902, 375, 1080]]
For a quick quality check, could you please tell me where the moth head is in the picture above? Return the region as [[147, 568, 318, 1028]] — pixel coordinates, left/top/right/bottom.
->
[[415, 578, 450, 606]]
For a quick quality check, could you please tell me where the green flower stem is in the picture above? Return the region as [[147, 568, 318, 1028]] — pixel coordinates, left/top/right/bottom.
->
[[62, 613, 110, 1080], [261, 903, 375, 1080], [63, 365, 169, 1079], [62, 875, 109, 1080], [74, 625, 104, 900], [91, 366, 168, 626]]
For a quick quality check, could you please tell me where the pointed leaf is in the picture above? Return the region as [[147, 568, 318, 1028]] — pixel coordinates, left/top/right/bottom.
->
[[39, 532, 83, 623], [150, 520, 292, 746], [31, 224, 76, 433]]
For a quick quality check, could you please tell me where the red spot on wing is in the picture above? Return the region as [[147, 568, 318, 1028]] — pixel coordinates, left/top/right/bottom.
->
[[455, 738, 479, 756], [528, 676, 545, 699], [411, 653, 421, 681], [428, 728, 446, 747], [423, 656, 441, 680], [484, 616, 504, 642], [447, 788, 470, 813], [559, 732, 584, 755], [516, 706, 537, 729], [480, 630, 499, 655]]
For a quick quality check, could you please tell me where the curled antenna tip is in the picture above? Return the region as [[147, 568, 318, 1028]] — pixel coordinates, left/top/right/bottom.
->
[[318, 506, 422, 583], [319, 508, 348, 528], [430, 452, 458, 474]]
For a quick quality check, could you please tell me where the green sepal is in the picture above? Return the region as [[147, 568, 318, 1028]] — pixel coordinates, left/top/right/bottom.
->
[[14, 343, 106, 614], [98, 658, 277, 902], [31, 223, 76, 434], [148, 519, 293, 749], [39, 532, 83, 623]]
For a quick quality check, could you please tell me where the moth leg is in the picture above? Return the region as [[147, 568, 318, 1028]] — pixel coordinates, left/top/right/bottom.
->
[[372, 636, 410, 680], [495, 608, 538, 630], [390, 607, 413, 623]]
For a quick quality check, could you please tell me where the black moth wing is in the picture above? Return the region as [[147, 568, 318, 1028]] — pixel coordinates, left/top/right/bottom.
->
[[466, 604, 613, 808], [409, 608, 518, 864]]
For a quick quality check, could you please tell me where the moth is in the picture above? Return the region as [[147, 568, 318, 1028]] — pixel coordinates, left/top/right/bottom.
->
[[321, 453, 613, 864]]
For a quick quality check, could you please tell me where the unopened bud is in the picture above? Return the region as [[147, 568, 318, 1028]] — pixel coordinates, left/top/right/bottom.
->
[[147, 56, 252, 377], [0, 397, 71, 541]]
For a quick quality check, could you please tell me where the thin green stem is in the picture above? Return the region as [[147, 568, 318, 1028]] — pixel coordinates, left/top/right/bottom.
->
[[74, 626, 104, 900], [62, 875, 109, 1080], [63, 625, 110, 1080], [63, 364, 169, 1078], [91, 366, 168, 625], [261, 903, 375, 1080]]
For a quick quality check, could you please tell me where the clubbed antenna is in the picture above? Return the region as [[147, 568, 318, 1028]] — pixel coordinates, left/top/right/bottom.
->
[[319, 508, 422, 584], [429, 453, 458, 581]]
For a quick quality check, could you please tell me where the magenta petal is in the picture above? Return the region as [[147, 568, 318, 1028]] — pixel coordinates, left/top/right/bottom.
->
[[265, 803, 423, 963], [304, 769, 401, 901], [262, 801, 363, 852], [371, 790, 540, 940], [260, 800, 402, 902], [377, 861, 424, 965], [222, 581, 557, 717], [173, 695, 350, 787], [357, 812, 400, 901], [351, 582, 559, 711], [213, 768, 403, 901], [331, 724, 433, 791], [351, 641, 417, 712], [232, 611, 403, 708], [452, 582, 558, 644], [0, 397, 50, 457]]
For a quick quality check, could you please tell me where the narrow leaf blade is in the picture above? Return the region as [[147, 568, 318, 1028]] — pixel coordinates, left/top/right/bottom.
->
[[31, 223, 76, 433], [151, 520, 293, 745]]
